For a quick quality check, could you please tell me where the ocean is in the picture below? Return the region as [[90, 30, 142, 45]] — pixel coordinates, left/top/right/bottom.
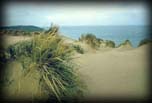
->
[[59, 26, 150, 47]]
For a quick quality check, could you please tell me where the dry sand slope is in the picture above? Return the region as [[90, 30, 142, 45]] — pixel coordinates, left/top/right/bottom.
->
[[75, 45, 150, 99]]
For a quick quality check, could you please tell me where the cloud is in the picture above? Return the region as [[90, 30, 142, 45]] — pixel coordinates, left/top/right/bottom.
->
[[46, 6, 148, 26], [4, 2, 148, 26]]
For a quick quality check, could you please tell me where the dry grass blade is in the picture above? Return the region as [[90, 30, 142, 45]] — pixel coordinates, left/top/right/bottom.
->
[[42, 73, 61, 102]]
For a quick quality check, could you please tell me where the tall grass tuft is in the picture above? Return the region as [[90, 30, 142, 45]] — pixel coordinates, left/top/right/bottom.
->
[[5, 26, 85, 102]]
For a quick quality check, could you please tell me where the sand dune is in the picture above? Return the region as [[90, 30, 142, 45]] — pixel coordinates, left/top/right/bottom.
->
[[2, 35, 151, 100], [75, 44, 150, 99]]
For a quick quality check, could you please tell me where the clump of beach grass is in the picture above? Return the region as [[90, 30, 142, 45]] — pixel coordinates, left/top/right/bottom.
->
[[79, 33, 101, 49], [138, 39, 152, 47], [117, 40, 132, 48], [3, 26, 85, 102], [72, 44, 84, 54], [105, 40, 115, 48]]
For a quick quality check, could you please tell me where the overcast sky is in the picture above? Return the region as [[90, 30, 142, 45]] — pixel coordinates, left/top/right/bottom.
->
[[4, 2, 149, 27]]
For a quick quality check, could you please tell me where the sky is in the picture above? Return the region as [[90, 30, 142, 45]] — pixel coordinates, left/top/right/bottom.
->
[[4, 2, 149, 27]]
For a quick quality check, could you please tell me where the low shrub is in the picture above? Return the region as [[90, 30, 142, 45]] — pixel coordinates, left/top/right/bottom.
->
[[138, 39, 152, 47], [105, 40, 115, 48], [72, 45, 84, 54], [117, 40, 132, 47], [79, 33, 101, 49]]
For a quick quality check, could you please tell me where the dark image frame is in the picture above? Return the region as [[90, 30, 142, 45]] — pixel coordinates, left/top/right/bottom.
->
[[0, 0, 151, 103]]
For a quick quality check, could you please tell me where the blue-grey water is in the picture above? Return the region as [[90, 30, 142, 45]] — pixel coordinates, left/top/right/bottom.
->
[[59, 26, 150, 47]]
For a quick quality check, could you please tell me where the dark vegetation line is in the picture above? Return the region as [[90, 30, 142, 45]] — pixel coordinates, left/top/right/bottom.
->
[[0, 25, 44, 32]]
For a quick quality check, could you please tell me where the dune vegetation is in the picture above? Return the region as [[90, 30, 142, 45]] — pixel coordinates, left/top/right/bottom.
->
[[78, 33, 117, 49], [79, 33, 102, 49], [104, 40, 115, 48], [138, 39, 152, 47], [0, 25, 151, 102], [117, 39, 133, 48], [72, 44, 84, 54], [1, 26, 85, 102]]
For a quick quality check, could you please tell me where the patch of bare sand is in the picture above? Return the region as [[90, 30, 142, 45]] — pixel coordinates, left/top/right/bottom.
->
[[75, 44, 150, 99]]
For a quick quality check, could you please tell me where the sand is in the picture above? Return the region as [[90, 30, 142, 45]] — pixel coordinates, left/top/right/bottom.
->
[[74, 44, 150, 99], [2, 35, 151, 100]]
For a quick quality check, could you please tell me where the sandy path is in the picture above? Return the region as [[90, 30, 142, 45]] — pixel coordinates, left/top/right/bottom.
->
[[75, 45, 150, 99]]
